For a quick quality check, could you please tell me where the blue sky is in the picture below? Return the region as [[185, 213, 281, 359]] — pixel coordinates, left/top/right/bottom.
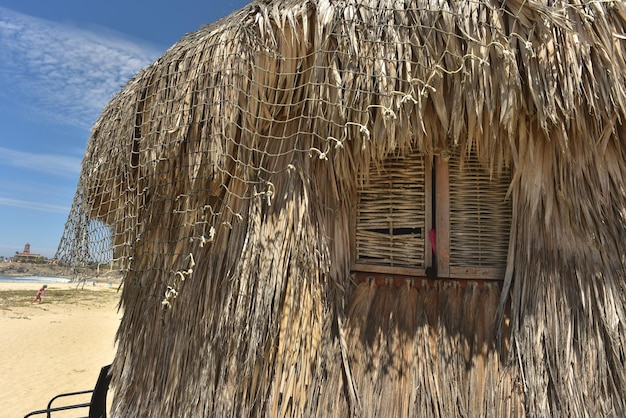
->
[[0, 0, 250, 258]]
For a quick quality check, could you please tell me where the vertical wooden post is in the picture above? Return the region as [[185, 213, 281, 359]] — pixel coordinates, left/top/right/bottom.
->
[[424, 157, 433, 269], [436, 156, 450, 278]]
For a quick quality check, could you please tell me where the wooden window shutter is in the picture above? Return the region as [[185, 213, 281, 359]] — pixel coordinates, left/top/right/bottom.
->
[[356, 150, 427, 270], [447, 151, 511, 278]]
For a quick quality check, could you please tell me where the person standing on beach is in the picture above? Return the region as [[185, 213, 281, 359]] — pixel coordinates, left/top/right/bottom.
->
[[31, 284, 47, 304]]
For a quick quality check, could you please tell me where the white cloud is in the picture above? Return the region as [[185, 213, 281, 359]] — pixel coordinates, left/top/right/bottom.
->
[[0, 146, 81, 177], [0, 6, 160, 128], [0, 197, 69, 213]]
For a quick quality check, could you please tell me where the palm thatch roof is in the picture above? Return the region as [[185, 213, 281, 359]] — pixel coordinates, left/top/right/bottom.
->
[[57, 0, 626, 416]]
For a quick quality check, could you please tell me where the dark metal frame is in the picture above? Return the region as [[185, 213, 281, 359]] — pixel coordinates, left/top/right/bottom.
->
[[24, 364, 111, 418]]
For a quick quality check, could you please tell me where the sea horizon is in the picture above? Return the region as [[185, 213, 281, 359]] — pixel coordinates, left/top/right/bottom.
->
[[0, 275, 71, 283]]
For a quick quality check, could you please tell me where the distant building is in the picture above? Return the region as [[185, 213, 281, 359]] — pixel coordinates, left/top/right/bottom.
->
[[14, 243, 42, 262]]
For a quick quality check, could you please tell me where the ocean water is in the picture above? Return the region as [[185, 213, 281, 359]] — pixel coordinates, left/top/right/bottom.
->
[[0, 275, 70, 283]]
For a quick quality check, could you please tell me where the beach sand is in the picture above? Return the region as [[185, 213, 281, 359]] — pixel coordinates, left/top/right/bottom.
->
[[0, 281, 122, 417]]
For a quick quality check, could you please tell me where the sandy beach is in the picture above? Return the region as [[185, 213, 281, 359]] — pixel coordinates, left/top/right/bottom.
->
[[0, 281, 122, 417]]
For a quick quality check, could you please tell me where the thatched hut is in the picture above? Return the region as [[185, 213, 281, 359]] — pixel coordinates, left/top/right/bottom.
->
[[57, 0, 626, 416]]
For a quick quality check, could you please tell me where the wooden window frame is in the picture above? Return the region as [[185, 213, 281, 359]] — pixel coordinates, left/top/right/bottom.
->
[[354, 154, 508, 281]]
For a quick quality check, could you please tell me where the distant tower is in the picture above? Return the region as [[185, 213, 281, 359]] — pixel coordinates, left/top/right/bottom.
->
[[23, 243, 30, 254]]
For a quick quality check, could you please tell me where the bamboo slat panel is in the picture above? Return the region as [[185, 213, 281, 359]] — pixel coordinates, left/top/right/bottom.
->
[[356, 151, 426, 268], [448, 152, 511, 269]]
